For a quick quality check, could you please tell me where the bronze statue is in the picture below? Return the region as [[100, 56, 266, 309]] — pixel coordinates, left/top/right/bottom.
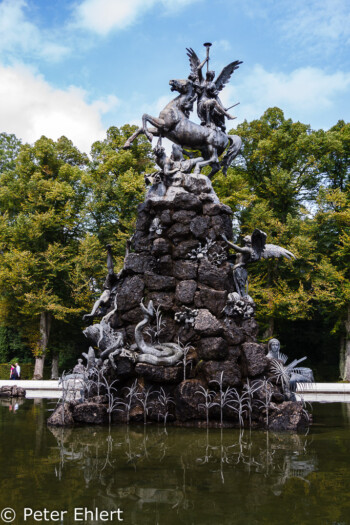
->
[[222, 229, 295, 296], [186, 47, 241, 131], [123, 44, 242, 177]]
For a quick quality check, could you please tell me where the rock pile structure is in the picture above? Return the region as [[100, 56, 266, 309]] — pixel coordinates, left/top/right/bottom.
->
[[48, 173, 311, 431]]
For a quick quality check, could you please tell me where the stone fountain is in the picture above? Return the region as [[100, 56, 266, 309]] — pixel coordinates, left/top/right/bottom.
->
[[48, 44, 313, 430]]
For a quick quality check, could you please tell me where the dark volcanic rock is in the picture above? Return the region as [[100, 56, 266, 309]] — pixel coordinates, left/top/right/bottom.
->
[[114, 356, 135, 378], [144, 272, 176, 291], [0, 385, 26, 397], [124, 253, 155, 274], [156, 255, 173, 275], [190, 216, 210, 239], [174, 379, 206, 421], [194, 309, 223, 336], [136, 211, 152, 231], [160, 209, 173, 225], [121, 307, 143, 323], [241, 318, 259, 340], [175, 280, 197, 304], [160, 317, 177, 342], [241, 342, 268, 377], [210, 215, 233, 238], [198, 359, 241, 388], [135, 363, 182, 383], [198, 259, 232, 291], [152, 238, 171, 256], [172, 210, 196, 223], [194, 285, 227, 317], [167, 222, 191, 242], [73, 402, 107, 424], [147, 291, 175, 310], [132, 230, 151, 251], [47, 403, 74, 427], [89, 395, 108, 404], [268, 401, 310, 431], [197, 337, 228, 361], [203, 202, 233, 216], [172, 239, 200, 259], [223, 318, 245, 345], [173, 193, 202, 211], [173, 260, 198, 280], [117, 275, 144, 312]]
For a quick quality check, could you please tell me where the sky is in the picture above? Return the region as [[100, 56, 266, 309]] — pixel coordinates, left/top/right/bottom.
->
[[0, 0, 349, 153]]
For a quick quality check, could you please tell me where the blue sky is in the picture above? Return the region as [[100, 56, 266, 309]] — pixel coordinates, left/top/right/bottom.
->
[[0, 0, 349, 153]]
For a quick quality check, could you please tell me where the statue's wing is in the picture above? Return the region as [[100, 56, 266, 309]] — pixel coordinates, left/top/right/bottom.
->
[[186, 47, 202, 82], [251, 229, 267, 257], [262, 244, 296, 260], [215, 60, 243, 92]]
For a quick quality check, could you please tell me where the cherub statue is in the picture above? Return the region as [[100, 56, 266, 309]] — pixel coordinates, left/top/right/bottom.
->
[[186, 47, 242, 131], [222, 229, 295, 296]]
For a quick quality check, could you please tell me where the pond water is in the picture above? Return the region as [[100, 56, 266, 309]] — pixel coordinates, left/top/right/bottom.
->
[[1, 399, 350, 525]]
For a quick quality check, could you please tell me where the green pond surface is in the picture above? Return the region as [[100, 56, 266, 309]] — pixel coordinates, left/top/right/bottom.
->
[[1, 399, 350, 525]]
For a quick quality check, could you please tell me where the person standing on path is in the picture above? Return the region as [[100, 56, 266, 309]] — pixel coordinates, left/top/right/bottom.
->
[[15, 362, 21, 379], [10, 365, 18, 380]]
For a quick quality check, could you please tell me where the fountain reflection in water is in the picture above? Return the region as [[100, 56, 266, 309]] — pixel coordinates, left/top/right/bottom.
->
[[3, 400, 350, 525]]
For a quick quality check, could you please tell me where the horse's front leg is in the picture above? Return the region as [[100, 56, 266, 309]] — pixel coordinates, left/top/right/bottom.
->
[[142, 114, 165, 143], [194, 145, 218, 175], [123, 127, 144, 149]]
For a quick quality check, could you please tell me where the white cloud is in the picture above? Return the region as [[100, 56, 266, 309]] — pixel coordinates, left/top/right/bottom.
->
[[74, 0, 199, 35], [281, 0, 350, 48], [0, 63, 119, 153], [0, 0, 68, 61], [227, 65, 350, 127], [242, 0, 350, 55], [212, 40, 232, 52]]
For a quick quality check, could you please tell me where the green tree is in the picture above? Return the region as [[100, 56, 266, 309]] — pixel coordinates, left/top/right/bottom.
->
[[224, 110, 349, 379], [83, 125, 153, 269], [0, 135, 89, 378]]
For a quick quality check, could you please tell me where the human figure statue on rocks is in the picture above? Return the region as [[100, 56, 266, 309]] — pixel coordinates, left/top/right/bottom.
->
[[83, 244, 129, 321], [151, 143, 204, 183], [73, 358, 85, 375], [222, 229, 295, 297]]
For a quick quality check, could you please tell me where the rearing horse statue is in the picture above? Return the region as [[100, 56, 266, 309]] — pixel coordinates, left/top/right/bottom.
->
[[123, 78, 241, 177]]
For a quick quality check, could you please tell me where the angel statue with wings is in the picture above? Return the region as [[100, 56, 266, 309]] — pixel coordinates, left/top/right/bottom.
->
[[222, 229, 295, 297], [186, 46, 242, 131]]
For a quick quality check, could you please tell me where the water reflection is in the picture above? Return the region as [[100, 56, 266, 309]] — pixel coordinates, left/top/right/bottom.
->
[[48, 423, 317, 504], [2, 401, 350, 525]]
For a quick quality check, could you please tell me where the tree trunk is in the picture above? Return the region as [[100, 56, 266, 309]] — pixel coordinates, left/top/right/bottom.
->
[[51, 353, 59, 379], [263, 318, 274, 340], [340, 305, 350, 381], [33, 312, 52, 380]]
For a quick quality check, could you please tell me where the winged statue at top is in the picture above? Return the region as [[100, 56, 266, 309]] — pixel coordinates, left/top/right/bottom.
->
[[186, 46, 242, 131], [123, 44, 243, 177], [222, 229, 296, 297]]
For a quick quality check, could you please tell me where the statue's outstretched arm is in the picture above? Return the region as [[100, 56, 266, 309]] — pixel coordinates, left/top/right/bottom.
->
[[197, 56, 208, 73], [221, 234, 248, 254]]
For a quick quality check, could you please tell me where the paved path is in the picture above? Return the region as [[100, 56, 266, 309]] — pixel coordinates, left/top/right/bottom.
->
[[0, 379, 61, 399], [1, 380, 350, 401], [296, 382, 350, 402]]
